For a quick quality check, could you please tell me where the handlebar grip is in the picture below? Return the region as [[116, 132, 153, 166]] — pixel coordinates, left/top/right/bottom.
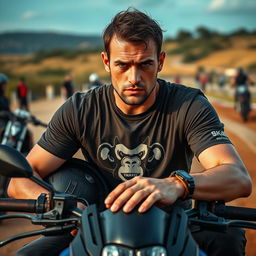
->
[[0, 198, 37, 212], [0, 194, 48, 213], [214, 205, 256, 221]]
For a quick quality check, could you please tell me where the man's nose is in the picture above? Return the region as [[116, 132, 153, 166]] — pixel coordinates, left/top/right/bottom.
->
[[128, 67, 141, 85]]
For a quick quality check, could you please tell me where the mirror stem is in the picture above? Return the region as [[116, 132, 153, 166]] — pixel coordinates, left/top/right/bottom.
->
[[30, 176, 55, 195]]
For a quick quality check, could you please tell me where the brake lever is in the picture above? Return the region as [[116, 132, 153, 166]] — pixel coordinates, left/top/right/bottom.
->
[[0, 224, 76, 247]]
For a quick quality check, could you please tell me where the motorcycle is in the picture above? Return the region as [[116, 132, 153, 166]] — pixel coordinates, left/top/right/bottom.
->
[[236, 85, 251, 122], [1, 108, 48, 155], [0, 108, 48, 214], [0, 145, 256, 256]]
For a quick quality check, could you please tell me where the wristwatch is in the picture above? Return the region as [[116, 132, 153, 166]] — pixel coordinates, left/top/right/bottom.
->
[[171, 170, 195, 199]]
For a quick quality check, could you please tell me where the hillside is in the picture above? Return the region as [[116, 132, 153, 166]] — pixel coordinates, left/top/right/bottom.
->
[[0, 32, 102, 54]]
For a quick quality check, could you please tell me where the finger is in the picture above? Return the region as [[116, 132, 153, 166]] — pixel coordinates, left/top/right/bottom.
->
[[123, 187, 152, 213], [109, 182, 144, 212], [104, 178, 137, 206], [77, 202, 87, 210], [138, 191, 162, 213]]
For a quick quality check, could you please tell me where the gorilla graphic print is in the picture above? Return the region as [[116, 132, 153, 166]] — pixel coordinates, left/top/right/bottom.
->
[[97, 137, 165, 181]]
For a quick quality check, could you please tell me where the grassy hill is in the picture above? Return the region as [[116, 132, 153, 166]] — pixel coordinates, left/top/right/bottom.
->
[[1, 31, 256, 99], [0, 32, 102, 54]]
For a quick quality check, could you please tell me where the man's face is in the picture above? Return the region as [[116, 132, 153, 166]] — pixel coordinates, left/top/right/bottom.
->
[[101, 36, 165, 114]]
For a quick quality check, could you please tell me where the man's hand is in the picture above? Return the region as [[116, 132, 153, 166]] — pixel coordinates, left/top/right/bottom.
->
[[104, 176, 185, 213]]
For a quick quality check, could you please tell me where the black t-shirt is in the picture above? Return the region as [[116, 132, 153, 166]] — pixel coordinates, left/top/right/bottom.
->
[[39, 79, 231, 203]]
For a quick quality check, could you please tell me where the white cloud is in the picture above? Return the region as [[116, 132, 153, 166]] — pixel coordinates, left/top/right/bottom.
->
[[207, 0, 256, 14], [21, 11, 39, 20], [208, 0, 226, 11]]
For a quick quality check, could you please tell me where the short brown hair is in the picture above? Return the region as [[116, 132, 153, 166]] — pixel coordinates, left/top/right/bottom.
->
[[103, 8, 163, 58]]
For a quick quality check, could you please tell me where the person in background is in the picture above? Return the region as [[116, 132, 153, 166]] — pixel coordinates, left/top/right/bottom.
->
[[194, 71, 201, 89], [174, 74, 181, 84], [16, 77, 29, 111], [88, 73, 103, 90], [62, 74, 74, 99], [218, 73, 226, 89], [199, 72, 208, 91], [0, 73, 11, 135], [231, 67, 254, 110]]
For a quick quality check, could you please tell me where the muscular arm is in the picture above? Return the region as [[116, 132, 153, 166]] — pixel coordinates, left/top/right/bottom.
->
[[192, 143, 252, 201], [7, 144, 66, 199], [105, 143, 252, 213]]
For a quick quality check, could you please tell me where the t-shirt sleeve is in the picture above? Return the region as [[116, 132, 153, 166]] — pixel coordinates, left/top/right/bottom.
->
[[184, 94, 232, 157], [38, 95, 81, 159]]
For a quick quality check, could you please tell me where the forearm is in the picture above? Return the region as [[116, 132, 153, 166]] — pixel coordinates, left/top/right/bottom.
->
[[7, 171, 49, 199], [192, 163, 252, 202], [7, 144, 66, 199]]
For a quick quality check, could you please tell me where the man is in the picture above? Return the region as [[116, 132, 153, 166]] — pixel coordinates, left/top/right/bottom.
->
[[16, 77, 29, 111], [232, 67, 253, 111], [62, 74, 74, 99], [8, 8, 252, 256]]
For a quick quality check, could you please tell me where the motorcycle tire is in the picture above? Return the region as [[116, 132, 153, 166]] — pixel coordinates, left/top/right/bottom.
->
[[240, 100, 250, 122]]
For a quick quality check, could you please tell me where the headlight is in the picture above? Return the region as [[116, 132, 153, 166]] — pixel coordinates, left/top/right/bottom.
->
[[102, 245, 167, 256], [102, 245, 133, 256], [136, 246, 167, 256]]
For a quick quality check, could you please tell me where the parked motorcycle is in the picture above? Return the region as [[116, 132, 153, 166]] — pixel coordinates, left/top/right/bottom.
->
[[0, 145, 256, 256], [0, 109, 48, 214], [1, 108, 47, 155], [236, 85, 251, 122]]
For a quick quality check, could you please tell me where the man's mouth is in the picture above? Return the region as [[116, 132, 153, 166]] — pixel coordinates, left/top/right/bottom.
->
[[124, 88, 144, 95]]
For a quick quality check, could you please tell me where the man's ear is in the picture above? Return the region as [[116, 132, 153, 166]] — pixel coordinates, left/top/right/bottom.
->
[[101, 52, 110, 72], [157, 51, 166, 72]]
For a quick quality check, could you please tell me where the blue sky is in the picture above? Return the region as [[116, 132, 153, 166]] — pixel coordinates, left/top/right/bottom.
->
[[0, 0, 256, 37]]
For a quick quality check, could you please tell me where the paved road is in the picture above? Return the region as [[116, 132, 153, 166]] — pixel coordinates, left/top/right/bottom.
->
[[1, 95, 255, 256]]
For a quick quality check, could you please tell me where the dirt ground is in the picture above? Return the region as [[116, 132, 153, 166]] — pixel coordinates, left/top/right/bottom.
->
[[211, 102, 256, 256], [0, 96, 256, 256]]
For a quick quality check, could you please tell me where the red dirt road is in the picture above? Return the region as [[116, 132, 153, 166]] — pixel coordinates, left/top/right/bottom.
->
[[212, 102, 256, 256], [0, 97, 256, 256]]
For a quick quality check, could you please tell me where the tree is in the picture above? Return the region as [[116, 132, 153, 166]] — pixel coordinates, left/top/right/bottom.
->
[[175, 30, 193, 42], [196, 26, 214, 39]]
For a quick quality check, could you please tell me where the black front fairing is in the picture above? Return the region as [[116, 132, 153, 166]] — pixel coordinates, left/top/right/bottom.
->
[[100, 205, 169, 247], [70, 204, 198, 256]]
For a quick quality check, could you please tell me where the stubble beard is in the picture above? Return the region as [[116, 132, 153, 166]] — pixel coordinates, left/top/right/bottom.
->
[[112, 79, 158, 106]]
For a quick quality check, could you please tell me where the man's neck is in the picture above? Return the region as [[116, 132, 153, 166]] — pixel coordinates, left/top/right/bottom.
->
[[114, 82, 159, 115]]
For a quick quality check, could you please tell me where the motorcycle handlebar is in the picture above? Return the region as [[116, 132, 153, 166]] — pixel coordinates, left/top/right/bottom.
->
[[214, 204, 256, 221], [33, 120, 48, 128], [30, 116, 48, 127], [0, 195, 48, 213]]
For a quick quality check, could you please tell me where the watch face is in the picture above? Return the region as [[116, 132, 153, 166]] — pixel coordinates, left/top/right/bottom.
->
[[177, 171, 192, 180]]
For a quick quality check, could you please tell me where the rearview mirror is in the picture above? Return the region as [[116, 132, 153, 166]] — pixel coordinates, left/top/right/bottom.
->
[[0, 145, 33, 178], [0, 145, 55, 194]]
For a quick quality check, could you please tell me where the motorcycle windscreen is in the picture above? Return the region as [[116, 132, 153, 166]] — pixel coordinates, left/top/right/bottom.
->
[[99, 206, 169, 248]]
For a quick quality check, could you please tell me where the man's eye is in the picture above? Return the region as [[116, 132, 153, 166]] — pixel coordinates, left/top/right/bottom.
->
[[141, 62, 152, 67], [117, 63, 127, 67]]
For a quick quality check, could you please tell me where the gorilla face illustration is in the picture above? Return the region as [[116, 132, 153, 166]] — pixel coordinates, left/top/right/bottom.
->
[[97, 138, 165, 181]]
